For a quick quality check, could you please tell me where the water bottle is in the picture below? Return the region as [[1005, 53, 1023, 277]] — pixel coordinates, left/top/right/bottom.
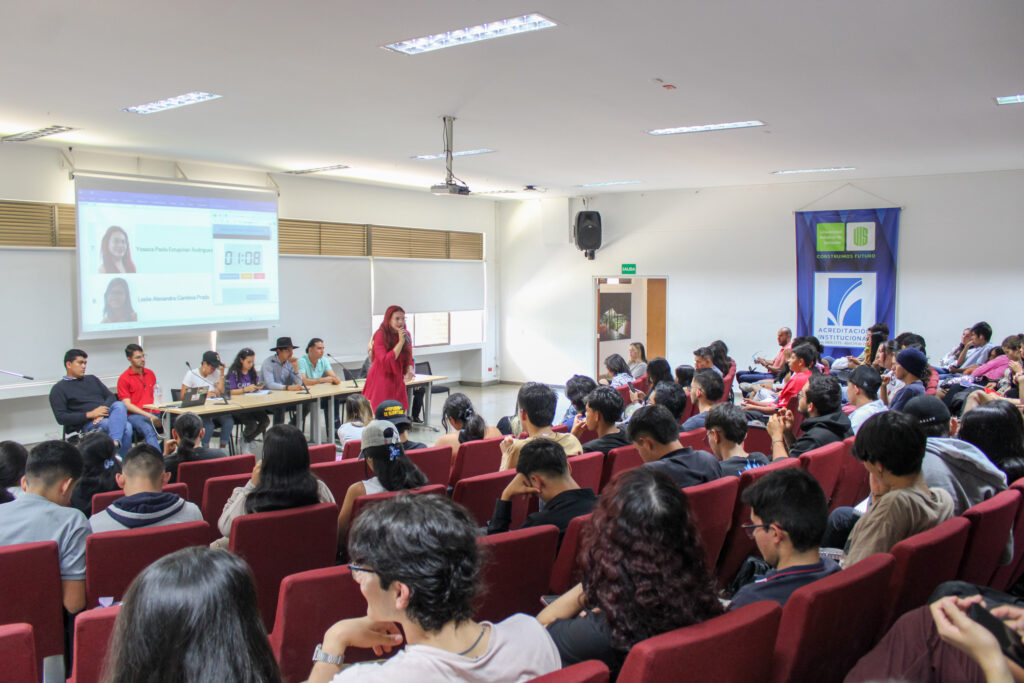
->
[[154, 382, 163, 404]]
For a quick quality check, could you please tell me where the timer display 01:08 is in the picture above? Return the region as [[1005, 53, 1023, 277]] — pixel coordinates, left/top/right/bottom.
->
[[224, 250, 262, 267]]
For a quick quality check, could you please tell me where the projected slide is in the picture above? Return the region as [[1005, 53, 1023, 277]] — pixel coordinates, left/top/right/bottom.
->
[[76, 175, 280, 338]]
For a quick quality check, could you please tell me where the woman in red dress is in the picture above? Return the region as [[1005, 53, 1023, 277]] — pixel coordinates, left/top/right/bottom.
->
[[363, 305, 415, 411]]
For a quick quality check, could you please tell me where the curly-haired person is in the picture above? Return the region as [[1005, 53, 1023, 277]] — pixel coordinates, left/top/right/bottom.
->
[[538, 467, 723, 677]]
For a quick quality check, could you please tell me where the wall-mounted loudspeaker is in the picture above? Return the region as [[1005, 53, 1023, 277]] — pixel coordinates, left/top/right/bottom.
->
[[574, 211, 601, 260]]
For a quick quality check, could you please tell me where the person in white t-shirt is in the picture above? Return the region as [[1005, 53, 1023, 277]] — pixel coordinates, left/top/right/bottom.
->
[[181, 350, 233, 449], [847, 365, 888, 434], [307, 495, 560, 683]]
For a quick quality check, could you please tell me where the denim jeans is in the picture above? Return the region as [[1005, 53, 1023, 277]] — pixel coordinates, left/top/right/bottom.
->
[[82, 401, 132, 456], [127, 413, 161, 449], [202, 415, 236, 449]]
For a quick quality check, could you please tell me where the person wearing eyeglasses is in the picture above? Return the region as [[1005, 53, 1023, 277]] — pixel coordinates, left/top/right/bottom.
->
[[729, 468, 840, 610]]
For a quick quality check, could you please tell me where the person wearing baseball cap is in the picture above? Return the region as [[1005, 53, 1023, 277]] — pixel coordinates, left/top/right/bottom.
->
[[181, 350, 233, 449], [885, 348, 929, 411], [847, 365, 887, 434], [374, 399, 428, 451]]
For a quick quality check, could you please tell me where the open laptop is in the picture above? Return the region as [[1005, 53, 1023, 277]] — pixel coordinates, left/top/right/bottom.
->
[[180, 386, 209, 408]]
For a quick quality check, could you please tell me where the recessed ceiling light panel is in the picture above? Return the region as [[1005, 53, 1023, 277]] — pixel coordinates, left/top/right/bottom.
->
[[646, 120, 765, 135], [995, 94, 1024, 105], [771, 166, 855, 175], [283, 164, 350, 175], [2, 125, 76, 142], [122, 92, 222, 115], [578, 180, 642, 187], [411, 149, 495, 161], [383, 13, 556, 55]]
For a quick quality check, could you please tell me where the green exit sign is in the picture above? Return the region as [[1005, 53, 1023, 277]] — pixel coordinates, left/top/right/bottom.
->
[[621, 263, 637, 275]]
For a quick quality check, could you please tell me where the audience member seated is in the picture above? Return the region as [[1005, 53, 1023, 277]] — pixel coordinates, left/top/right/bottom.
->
[[768, 374, 852, 459], [968, 334, 1020, 384], [958, 401, 1024, 484], [627, 342, 648, 380], [337, 420, 427, 543], [309, 495, 560, 682], [649, 380, 687, 424], [681, 368, 725, 431], [0, 440, 89, 613], [597, 353, 634, 388], [693, 346, 722, 377], [840, 411, 954, 567], [831, 323, 888, 374], [487, 439, 597, 541], [90, 444, 203, 533], [539, 468, 722, 675], [49, 348, 133, 456], [948, 321, 996, 375], [214, 424, 335, 547], [628, 405, 722, 487], [730, 468, 839, 610], [103, 546, 281, 683], [116, 343, 163, 449], [561, 375, 598, 430], [337, 394, 373, 447], [643, 357, 674, 394], [499, 383, 583, 471], [884, 347, 929, 411], [675, 364, 695, 390], [225, 347, 271, 446], [705, 403, 769, 477], [376, 400, 427, 451], [570, 386, 629, 455], [624, 359, 675, 420], [709, 339, 735, 379], [847, 365, 887, 434], [435, 393, 502, 463], [163, 412, 228, 483], [874, 340, 903, 399], [737, 326, 793, 385], [69, 432, 121, 516], [0, 440, 27, 500], [181, 350, 234, 449], [742, 342, 816, 417]]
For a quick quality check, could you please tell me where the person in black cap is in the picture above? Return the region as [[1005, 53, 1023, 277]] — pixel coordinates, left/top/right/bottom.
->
[[181, 350, 234, 449], [375, 399, 427, 451], [847, 365, 887, 434], [884, 348, 929, 411], [260, 337, 304, 425]]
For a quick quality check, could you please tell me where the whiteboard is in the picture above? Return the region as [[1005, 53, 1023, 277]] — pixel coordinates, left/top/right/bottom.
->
[[373, 258, 485, 314]]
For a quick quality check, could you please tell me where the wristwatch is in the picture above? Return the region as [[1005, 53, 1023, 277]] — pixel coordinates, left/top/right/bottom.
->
[[312, 643, 345, 667]]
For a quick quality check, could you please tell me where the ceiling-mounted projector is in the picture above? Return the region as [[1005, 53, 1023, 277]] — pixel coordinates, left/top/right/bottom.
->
[[431, 182, 471, 196], [429, 115, 472, 196]]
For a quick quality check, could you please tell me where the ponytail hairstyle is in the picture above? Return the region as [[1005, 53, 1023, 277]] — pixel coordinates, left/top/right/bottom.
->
[[173, 412, 204, 463], [441, 393, 487, 441], [363, 442, 428, 492], [344, 394, 373, 425]]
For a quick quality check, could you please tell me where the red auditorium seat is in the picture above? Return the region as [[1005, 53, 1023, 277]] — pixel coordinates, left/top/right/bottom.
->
[[310, 459, 368, 502], [576, 427, 599, 445], [176, 453, 255, 504], [798, 441, 847, 505], [85, 521, 210, 608], [68, 604, 119, 683], [742, 424, 772, 455], [229, 502, 339, 630], [200, 473, 252, 540], [449, 437, 503, 486], [0, 624, 38, 683], [90, 482, 189, 515], [958, 488, 1022, 586], [887, 516, 971, 630], [349, 485, 447, 525], [600, 445, 642, 491], [341, 439, 362, 460], [476, 525, 559, 622], [679, 427, 708, 451], [568, 452, 604, 491], [404, 445, 453, 486], [614, 383, 631, 405], [991, 479, 1024, 591], [0, 541, 63, 664], [770, 553, 895, 683], [307, 442, 336, 464], [720, 360, 737, 402], [549, 513, 593, 594], [683, 476, 740, 571], [618, 601, 782, 683], [452, 470, 517, 526], [680, 397, 698, 423], [532, 660, 610, 682], [552, 423, 568, 433], [830, 436, 869, 511], [632, 373, 649, 395]]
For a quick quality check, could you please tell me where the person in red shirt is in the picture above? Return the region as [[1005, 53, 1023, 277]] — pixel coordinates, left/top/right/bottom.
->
[[363, 305, 415, 411], [742, 343, 816, 416], [116, 343, 161, 448]]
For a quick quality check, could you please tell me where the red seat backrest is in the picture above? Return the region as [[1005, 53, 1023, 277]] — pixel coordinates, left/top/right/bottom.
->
[[716, 458, 801, 587], [476, 525, 559, 622], [719, 360, 737, 402], [959, 489, 1022, 586], [0, 541, 63, 659], [451, 470, 517, 526], [449, 437, 503, 486], [177, 454, 255, 504], [576, 427, 599, 445], [0, 623, 38, 683], [91, 482, 189, 516], [797, 441, 847, 505], [350, 485, 447, 525], [830, 436, 869, 511], [307, 443, 336, 464], [771, 553, 895, 683], [568, 452, 604, 492], [619, 601, 782, 683], [404, 445, 453, 486], [549, 513, 593, 594], [633, 374, 649, 395], [86, 521, 211, 609], [532, 660, 610, 683], [600, 445, 642, 491], [991, 479, 1024, 591], [269, 565, 386, 683], [680, 396, 698, 423], [683, 477, 740, 571], [887, 516, 971, 630], [341, 439, 362, 460], [679, 427, 708, 451], [615, 383, 632, 405], [551, 424, 568, 433], [742, 425, 772, 456], [786, 395, 805, 437], [229, 502, 340, 631], [310, 459, 369, 502], [69, 604, 120, 683], [200, 473, 253, 532]]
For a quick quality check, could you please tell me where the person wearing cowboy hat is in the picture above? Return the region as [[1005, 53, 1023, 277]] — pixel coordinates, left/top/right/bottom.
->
[[260, 337, 305, 425]]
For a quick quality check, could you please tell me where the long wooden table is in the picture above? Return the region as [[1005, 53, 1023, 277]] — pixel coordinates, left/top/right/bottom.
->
[[146, 373, 447, 445]]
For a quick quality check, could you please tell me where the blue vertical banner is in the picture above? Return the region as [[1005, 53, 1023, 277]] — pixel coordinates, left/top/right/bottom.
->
[[795, 208, 900, 358]]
